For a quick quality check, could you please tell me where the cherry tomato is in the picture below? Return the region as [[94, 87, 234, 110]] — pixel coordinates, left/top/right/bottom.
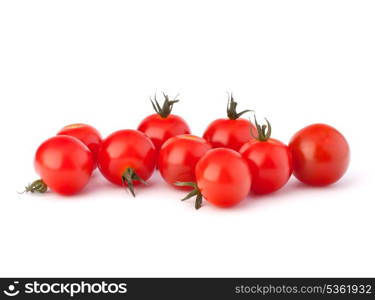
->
[[203, 94, 256, 151], [57, 123, 102, 166], [158, 135, 212, 188], [289, 123, 350, 186], [177, 148, 252, 209], [138, 93, 190, 154], [240, 117, 292, 194], [97, 129, 157, 196], [26, 135, 95, 195]]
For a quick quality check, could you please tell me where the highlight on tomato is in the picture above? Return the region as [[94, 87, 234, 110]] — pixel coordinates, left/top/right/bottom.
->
[[203, 94, 256, 151], [57, 123, 102, 166], [176, 148, 252, 209], [289, 123, 350, 186], [24, 135, 95, 195], [97, 129, 157, 196], [158, 134, 212, 188], [137, 93, 190, 154], [240, 116, 292, 194]]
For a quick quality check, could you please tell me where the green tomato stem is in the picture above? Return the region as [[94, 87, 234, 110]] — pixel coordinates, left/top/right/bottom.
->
[[175, 181, 203, 209]]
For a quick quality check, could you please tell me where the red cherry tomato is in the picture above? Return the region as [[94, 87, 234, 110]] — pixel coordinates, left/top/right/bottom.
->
[[203, 94, 256, 151], [240, 118, 292, 194], [97, 129, 157, 196], [289, 123, 350, 186], [158, 135, 212, 188], [138, 94, 190, 153], [57, 123, 102, 164], [177, 148, 252, 209], [27, 135, 94, 195]]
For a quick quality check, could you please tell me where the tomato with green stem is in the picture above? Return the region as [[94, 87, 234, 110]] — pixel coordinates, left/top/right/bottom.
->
[[176, 148, 252, 209], [57, 123, 102, 167], [24, 135, 95, 195], [289, 123, 350, 186], [240, 116, 292, 194], [138, 93, 190, 154], [97, 129, 157, 196], [203, 94, 256, 151], [158, 134, 212, 188]]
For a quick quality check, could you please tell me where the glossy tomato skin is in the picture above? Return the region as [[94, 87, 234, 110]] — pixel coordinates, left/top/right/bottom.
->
[[203, 118, 256, 151], [57, 123, 102, 167], [289, 124, 350, 186], [240, 139, 292, 194], [98, 129, 157, 186], [195, 148, 252, 208], [158, 135, 212, 188], [34, 136, 94, 195], [138, 114, 190, 153]]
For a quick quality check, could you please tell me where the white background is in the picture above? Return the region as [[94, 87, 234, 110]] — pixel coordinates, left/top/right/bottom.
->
[[0, 0, 374, 277]]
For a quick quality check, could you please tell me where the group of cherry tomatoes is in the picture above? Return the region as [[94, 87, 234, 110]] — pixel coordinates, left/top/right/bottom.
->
[[25, 94, 350, 209]]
